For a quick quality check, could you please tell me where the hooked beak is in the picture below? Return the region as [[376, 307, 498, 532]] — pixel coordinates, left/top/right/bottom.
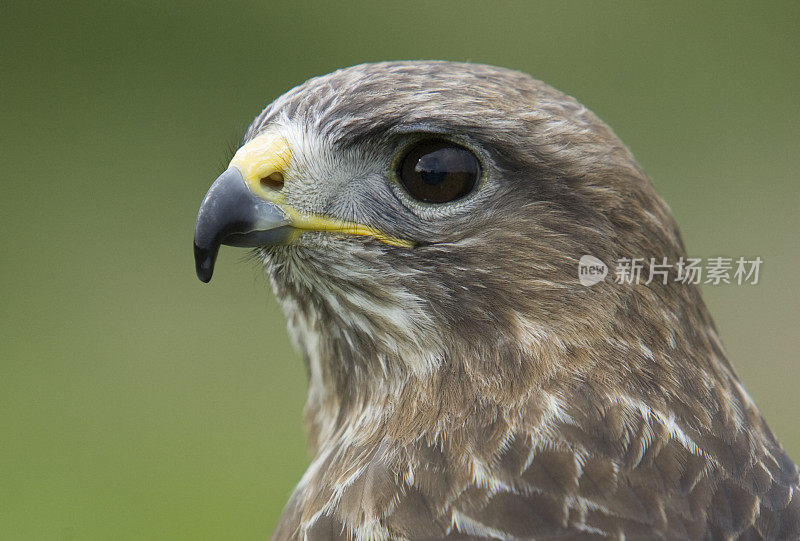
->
[[193, 167, 292, 283], [193, 132, 412, 283]]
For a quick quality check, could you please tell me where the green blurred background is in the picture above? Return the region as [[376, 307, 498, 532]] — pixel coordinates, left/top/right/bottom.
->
[[1, 1, 798, 539]]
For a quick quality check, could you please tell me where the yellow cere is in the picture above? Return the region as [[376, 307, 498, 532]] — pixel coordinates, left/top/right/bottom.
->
[[229, 132, 414, 249], [229, 131, 293, 202]]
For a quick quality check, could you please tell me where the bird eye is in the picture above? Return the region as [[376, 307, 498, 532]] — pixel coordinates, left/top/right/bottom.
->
[[398, 140, 480, 204]]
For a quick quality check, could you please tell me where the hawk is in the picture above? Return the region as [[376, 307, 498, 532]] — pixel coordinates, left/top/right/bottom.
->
[[193, 62, 799, 539]]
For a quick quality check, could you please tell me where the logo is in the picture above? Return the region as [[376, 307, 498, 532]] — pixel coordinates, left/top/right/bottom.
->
[[578, 255, 608, 286]]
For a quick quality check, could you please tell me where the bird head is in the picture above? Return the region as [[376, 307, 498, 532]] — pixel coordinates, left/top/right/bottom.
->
[[194, 61, 694, 398]]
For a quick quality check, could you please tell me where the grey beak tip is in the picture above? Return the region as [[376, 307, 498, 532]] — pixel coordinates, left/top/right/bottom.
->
[[194, 242, 216, 283]]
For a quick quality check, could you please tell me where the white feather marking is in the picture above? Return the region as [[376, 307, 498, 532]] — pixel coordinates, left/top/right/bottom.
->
[[612, 395, 705, 457], [450, 510, 512, 540]]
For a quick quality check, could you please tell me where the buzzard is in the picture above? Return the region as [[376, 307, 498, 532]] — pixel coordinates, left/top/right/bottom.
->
[[193, 62, 799, 539]]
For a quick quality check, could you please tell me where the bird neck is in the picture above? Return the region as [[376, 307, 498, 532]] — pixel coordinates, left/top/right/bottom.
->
[[274, 267, 752, 466]]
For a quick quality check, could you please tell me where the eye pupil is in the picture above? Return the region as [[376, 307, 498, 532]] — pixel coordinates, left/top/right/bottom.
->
[[417, 162, 447, 186], [399, 140, 480, 203]]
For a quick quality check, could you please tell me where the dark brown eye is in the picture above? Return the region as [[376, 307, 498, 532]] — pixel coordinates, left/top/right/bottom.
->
[[398, 140, 480, 203]]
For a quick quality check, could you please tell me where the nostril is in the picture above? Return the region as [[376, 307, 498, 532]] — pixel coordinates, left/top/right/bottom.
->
[[260, 172, 284, 191]]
